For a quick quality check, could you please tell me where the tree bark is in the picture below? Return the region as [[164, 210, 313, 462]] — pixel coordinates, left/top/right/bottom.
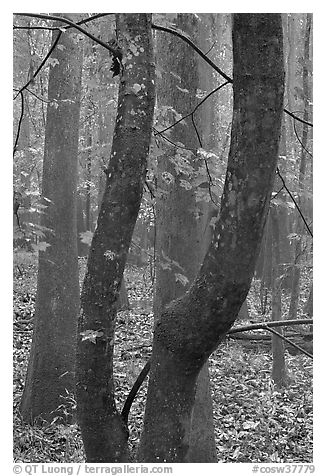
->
[[271, 207, 288, 388], [20, 16, 82, 422], [76, 14, 155, 463], [287, 14, 312, 320], [138, 13, 284, 462], [304, 284, 313, 318]]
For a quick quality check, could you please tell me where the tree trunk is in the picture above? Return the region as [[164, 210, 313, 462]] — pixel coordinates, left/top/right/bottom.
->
[[271, 208, 288, 388], [138, 13, 284, 462], [238, 300, 249, 320], [85, 140, 92, 231], [77, 192, 88, 257], [117, 278, 130, 311], [20, 16, 82, 423], [287, 14, 312, 320], [76, 14, 155, 463], [304, 284, 313, 318]]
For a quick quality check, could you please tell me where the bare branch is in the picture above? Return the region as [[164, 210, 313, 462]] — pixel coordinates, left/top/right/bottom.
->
[[265, 326, 313, 359], [153, 127, 196, 152], [284, 108, 313, 127], [228, 318, 312, 334], [293, 115, 313, 158], [155, 82, 229, 137], [121, 360, 151, 425], [152, 22, 232, 83], [14, 13, 120, 57], [13, 13, 112, 31]]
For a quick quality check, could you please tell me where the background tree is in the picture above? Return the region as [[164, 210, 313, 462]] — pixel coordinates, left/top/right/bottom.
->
[[271, 206, 288, 388], [254, 13, 312, 329], [287, 13, 312, 320], [20, 15, 83, 422]]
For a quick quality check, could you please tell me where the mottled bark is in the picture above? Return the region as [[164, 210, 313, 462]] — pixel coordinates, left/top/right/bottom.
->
[[76, 14, 155, 463], [139, 14, 284, 462], [20, 17, 82, 422]]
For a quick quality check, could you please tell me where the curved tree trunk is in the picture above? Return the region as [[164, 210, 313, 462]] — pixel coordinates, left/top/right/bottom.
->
[[138, 13, 284, 462], [76, 14, 155, 463], [20, 16, 82, 423]]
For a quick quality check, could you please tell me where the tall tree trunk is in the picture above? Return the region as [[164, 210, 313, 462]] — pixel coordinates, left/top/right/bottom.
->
[[20, 16, 82, 423], [271, 208, 288, 388], [77, 192, 88, 257], [154, 14, 217, 461], [85, 134, 92, 231], [288, 14, 312, 320], [76, 14, 155, 463], [138, 13, 284, 462]]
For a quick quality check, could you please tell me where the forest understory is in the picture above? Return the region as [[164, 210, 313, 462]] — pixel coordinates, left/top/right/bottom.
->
[[13, 255, 313, 464]]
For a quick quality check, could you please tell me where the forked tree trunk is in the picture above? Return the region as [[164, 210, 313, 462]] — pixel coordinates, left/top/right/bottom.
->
[[76, 14, 155, 463], [20, 16, 82, 422], [138, 13, 284, 462]]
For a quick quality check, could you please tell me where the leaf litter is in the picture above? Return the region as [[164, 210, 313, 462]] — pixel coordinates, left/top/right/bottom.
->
[[13, 257, 312, 462]]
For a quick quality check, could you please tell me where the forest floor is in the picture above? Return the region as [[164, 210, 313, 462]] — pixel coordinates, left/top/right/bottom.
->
[[13, 254, 313, 463]]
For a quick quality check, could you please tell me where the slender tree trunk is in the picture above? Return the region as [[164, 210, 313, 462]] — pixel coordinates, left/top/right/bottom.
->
[[288, 14, 312, 320], [138, 14, 284, 462], [76, 14, 155, 463], [77, 192, 88, 257], [304, 284, 313, 318], [271, 208, 288, 388], [85, 136, 92, 231], [20, 17, 82, 422]]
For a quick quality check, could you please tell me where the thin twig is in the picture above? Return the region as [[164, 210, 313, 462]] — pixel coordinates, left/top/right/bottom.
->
[[271, 186, 285, 201], [265, 326, 313, 359], [153, 127, 196, 152], [14, 87, 51, 104], [284, 108, 313, 127], [13, 92, 25, 156], [293, 117, 313, 158], [155, 82, 229, 137], [276, 168, 313, 237]]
